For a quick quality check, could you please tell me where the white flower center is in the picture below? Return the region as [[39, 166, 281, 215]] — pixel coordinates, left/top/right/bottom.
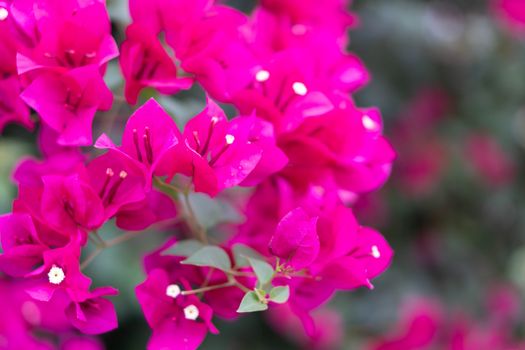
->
[[48, 265, 65, 285], [371, 245, 381, 259], [255, 70, 270, 82], [0, 7, 8, 21], [362, 115, 378, 131], [166, 284, 181, 299], [225, 134, 235, 145], [184, 304, 199, 320], [292, 82, 308, 96]]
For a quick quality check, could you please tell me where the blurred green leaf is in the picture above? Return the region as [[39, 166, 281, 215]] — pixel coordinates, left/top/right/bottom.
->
[[237, 291, 268, 313], [181, 246, 232, 272], [269, 286, 290, 304]]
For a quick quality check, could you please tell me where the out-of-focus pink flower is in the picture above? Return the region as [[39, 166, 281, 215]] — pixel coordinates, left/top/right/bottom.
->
[[464, 133, 515, 187], [65, 287, 119, 335], [21, 65, 112, 146], [267, 304, 344, 350], [278, 101, 395, 194], [0, 18, 32, 132], [366, 298, 443, 350], [392, 88, 451, 197], [120, 23, 192, 105], [232, 50, 334, 133], [260, 0, 357, 42], [492, 0, 525, 37]]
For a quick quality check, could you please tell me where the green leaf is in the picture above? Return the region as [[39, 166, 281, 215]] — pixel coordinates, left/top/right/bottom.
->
[[247, 258, 274, 286], [181, 246, 232, 272], [269, 286, 290, 304], [232, 244, 266, 268], [161, 240, 204, 257], [237, 291, 268, 313], [185, 193, 243, 230]]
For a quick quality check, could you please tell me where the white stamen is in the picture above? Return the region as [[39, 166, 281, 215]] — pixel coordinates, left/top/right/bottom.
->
[[0, 7, 8, 21], [362, 115, 378, 131], [225, 134, 235, 145], [184, 304, 199, 320], [106, 168, 114, 176], [292, 82, 308, 96], [211, 116, 219, 124], [48, 265, 65, 285], [166, 284, 181, 299], [371, 245, 381, 259], [119, 170, 128, 179], [255, 70, 270, 82]]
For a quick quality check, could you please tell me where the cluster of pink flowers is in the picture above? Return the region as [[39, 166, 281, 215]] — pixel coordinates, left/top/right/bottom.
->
[[0, 0, 395, 349], [366, 286, 525, 350]]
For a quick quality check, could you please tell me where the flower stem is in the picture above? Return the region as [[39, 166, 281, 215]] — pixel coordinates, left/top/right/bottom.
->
[[181, 281, 235, 295]]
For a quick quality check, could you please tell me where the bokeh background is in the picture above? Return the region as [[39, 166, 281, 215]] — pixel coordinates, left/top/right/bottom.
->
[[2, 0, 525, 348]]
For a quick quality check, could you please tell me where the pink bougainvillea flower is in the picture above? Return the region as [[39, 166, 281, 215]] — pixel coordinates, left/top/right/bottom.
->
[[40, 173, 105, 236], [25, 239, 91, 303], [136, 268, 219, 350], [246, 9, 368, 93], [168, 98, 263, 196], [233, 115, 288, 186], [129, 0, 252, 101], [16, 0, 118, 75], [267, 205, 393, 336], [21, 65, 113, 146], [120, 23, 192, 105], [87, 150, 147, 218], [65, 286, 119, 335], [278, 101, 395, 194], [464, 133, 515, 187], [0, 212, 47, 277], [232, 50, 334, 133], [114, 190, 177, 231], [269, 207, 319, 270], [96, 98, 180, 180]]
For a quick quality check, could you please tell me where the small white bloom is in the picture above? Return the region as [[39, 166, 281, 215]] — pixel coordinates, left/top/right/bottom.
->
[[184, 304, 199, 320], [255, 69, 270, 82], [0, 7, 9, 21], [362, 115, 378, 131], [48, 265, 65, 285], [225, 134, 235, 145], [292, 82, 308, 96], [371, 245, 381, 259], [166, 284, 181, 299]]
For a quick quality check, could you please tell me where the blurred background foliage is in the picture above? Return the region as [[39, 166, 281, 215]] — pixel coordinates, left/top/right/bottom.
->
[[2, 0, 525, 348]]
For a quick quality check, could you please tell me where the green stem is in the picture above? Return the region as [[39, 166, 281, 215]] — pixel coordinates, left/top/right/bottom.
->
[[181, 280, 235, 295]]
